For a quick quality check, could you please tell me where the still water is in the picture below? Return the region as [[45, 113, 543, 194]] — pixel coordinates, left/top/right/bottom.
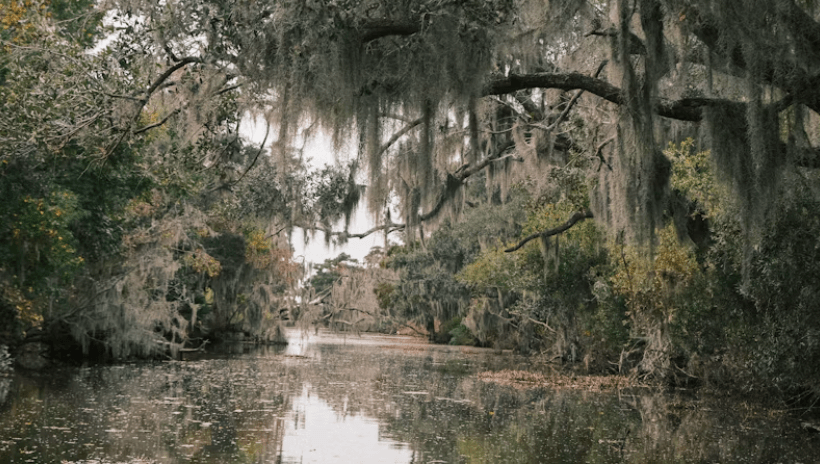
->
[[1, 330, 818, 463]]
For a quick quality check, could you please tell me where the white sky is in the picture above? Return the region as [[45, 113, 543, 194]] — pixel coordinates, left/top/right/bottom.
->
[[91, 11, 388, 267], [240, 117, 387, 267], [280, 386, 413, 464]]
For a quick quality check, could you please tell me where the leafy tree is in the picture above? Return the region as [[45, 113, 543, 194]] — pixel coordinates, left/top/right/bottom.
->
[[0, 0, 306, 357], [458, 176, 612, 357], [379, 190, 528, 343], [307, 253, 355, 296], [95, 0, 820, 251], [3, 0, 820, 401]]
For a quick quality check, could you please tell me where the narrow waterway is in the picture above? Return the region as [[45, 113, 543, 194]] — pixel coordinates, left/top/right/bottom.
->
[[0, 330, 818, 463]]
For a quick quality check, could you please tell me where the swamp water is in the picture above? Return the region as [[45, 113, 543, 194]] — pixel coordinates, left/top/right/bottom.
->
[[0, 330, 818, 463]]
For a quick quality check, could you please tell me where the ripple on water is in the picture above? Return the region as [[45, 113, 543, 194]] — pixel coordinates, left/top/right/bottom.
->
[[0, 331, 818, 463]]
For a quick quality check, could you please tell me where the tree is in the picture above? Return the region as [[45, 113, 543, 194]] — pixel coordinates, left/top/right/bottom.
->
[[307, 253, 356, 298], [0, 0, 306, 357], [105, 0, 820, 250], [5, 0, 820, 398]]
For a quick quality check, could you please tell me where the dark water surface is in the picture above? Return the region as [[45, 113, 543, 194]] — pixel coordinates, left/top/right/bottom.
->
[[1, 330, 818, 463]]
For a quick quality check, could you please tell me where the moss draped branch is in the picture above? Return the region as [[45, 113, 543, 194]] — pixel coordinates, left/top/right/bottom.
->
[[103, 57, 203, 158], [485, 72, 712, 122], [308, 141, 519, 241]]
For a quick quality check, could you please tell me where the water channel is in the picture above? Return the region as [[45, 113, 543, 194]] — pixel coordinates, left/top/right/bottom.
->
[[1, 330, 818, 463]]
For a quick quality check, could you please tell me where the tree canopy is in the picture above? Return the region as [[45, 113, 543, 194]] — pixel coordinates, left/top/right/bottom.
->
[[91, 0, 820, 247], [3, 0, 820, 399]]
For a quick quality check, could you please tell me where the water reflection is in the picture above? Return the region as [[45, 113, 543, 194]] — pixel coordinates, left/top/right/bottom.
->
[[280, 386, 412, 463], [0, 329, 818, 463]]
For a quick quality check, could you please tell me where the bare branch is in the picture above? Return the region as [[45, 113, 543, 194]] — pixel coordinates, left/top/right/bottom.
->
[[216, 84, 242, 95], [594, 136, 615, 172], [144, 56, 201, 100], [513, 93, 544, 121], [295, 221, 406, 241], [134, 109, 180, 135], [504, 211, 594, 253], [232, 122, 270, 185], [379, 117, 423, 156]]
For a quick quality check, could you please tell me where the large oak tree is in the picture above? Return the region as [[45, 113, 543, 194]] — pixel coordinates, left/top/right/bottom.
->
[[106, 0, 820, 247]]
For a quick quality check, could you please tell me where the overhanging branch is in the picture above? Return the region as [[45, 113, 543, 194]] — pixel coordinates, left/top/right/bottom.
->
[[144, 57, 202, 100], [360, 19, 421, 42], [504, 211, 594, 253], [295, 221, 406, 241], [134, 109, 180, 135], [304, 141, 519, 241], [485, 72, 707, 121]]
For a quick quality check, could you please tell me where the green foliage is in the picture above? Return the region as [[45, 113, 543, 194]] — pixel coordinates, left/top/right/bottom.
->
[[717, 176, 820, 395], [3, 190, 84, 284], [610, 225, 713, 380], [667, 139, 721, 218], [374, 281, 397, 312], [380, 190, 530, 341], [442, 317, 476, 346], [0, 0, 304, 354], [457, 245, 542, 297], [308, 253, 356, 297], [611, 226, 706, 321], [456, 190, 612, 356], [383, 238, 469, 338], [306, 163, 363, 231]]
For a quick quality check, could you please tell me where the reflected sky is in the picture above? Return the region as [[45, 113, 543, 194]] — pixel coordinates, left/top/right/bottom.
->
[[280, 386, 412, 464]]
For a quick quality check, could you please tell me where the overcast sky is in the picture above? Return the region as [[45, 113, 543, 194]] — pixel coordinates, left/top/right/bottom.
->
[[240, 116, 387, 267]]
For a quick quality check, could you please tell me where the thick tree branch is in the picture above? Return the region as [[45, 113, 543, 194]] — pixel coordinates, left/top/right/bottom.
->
[[379, 117, 423, 156], [484, 72, 705, 121], [485, 72, 622, 103], [504, 211, 593, 253], [483, 71, 808, 122], [352, 15, 820, 119], [359, 19, 421, 42], [144, 57, 201, 101], [134, 109, 180, 135]]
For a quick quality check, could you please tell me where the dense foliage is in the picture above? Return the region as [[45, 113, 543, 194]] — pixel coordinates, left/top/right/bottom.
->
[[2, 0, 820, 404], [0, 0, 327, 358]]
